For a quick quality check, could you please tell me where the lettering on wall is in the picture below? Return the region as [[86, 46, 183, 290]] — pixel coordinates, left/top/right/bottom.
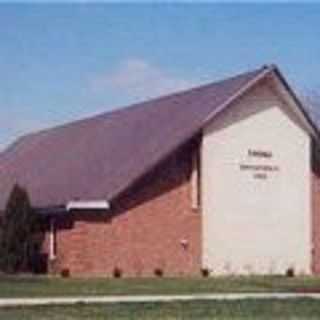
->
[[239, 149, 280, 180]]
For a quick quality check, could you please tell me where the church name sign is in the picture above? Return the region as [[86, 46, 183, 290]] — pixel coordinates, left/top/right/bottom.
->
[[239, 149, 280, 180]]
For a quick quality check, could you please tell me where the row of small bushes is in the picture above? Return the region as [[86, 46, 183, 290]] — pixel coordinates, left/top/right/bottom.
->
[[60, 267, 211, 278], [112, 267, 166, 278], [60, 267, 296, 278]]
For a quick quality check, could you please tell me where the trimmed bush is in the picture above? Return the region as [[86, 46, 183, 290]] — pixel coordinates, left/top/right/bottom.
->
[[113, 267, 122, 278], [201, 268, 210, 278], [154, 268, 164, 277], [61, 268, 70, 278], [286, 268, 295, 278]]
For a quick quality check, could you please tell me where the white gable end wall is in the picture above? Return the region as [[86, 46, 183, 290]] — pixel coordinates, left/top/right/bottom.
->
[[201, 80, 311, 275]]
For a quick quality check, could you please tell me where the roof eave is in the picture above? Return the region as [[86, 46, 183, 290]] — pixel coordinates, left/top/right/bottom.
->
[[202, 65, 273, 128], [271, 65, 320, 142], [36, 200, 111, 217]]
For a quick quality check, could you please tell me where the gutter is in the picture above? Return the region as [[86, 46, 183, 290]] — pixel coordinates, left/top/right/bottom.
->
[[66, 200, 110, 211], [36, 200, 111, 216]]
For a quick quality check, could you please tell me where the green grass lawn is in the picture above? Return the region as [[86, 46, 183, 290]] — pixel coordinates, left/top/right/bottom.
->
[[0, 275, 320, 298], [0, 299, 320, 319]]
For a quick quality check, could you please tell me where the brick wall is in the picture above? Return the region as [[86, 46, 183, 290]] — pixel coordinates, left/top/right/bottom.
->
[[44, 142, 202, 277]]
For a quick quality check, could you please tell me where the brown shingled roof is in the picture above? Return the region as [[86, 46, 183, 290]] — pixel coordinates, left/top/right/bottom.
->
[[0, 65, 274, 210]]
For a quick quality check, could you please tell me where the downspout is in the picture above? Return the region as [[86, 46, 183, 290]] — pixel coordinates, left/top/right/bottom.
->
[[49, 217, 56, 261]]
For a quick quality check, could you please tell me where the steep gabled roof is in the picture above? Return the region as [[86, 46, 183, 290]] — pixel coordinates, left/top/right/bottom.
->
[[0, 65, 307, 210]]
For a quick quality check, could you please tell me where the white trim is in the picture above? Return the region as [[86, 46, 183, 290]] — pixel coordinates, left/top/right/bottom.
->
[[66, 200, 110, 211], [268, 73, 317, 138], [203, 65, 318, 141], [203, 67, 272, 127]]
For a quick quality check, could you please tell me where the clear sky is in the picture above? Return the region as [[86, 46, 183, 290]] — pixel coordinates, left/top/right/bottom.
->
[[0, 3, 319, 150]]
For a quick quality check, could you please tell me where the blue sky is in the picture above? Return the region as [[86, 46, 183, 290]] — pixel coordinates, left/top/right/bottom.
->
[[0, 3, 319, 150]]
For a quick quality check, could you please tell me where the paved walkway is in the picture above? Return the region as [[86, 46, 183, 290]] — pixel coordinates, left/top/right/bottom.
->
[[1, 293, 320, 307]]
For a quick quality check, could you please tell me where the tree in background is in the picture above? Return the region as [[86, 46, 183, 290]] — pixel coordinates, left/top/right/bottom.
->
[[0, 184, 42, 273]]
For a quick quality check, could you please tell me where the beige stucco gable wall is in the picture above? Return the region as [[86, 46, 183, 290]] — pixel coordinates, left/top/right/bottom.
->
[[201, 79, 311, 275]]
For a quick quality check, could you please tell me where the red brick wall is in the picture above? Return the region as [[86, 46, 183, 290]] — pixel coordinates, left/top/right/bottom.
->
[[44, 142, 202, 277], [312, 153, 320, 274]]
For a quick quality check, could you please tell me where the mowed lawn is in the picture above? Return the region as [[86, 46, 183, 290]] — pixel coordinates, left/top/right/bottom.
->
[[1, 299, 320, 319], [0, 276, 320, 298]]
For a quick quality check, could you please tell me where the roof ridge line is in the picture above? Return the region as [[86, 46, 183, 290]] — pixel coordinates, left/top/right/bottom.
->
[[202, 65, 274, 128], [3, 66, 269, 152]]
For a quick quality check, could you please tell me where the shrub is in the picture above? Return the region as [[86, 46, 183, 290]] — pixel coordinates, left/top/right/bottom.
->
[[286, 268, 295, 277], [0, 184, 42, 273], [154, 268, 164, 277], [113, 267, 122, 278], [61, 268, 70, 278], [201, 268, 210, 277]]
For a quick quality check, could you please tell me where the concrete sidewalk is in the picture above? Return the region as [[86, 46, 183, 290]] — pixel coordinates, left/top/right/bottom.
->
[[1, 293, 320, 307]]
